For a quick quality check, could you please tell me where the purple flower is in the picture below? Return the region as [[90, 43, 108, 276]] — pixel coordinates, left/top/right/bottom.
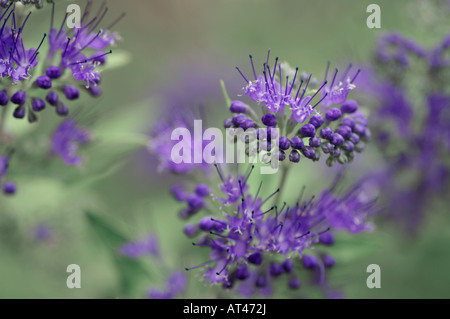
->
[[148, 272, 187, 299], [184, 170, 377, 294], [118, 234, 159, 259], [51, 118, 91, 166]]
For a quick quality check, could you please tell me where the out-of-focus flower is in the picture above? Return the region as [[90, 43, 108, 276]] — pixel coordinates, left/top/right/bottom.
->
[[51, 118, 90, 166], [147, 272, 187, 299], [118, 234, 159, 259]]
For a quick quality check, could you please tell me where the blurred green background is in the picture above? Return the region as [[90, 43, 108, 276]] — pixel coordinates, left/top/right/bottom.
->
[[0, 0, 449, 298]]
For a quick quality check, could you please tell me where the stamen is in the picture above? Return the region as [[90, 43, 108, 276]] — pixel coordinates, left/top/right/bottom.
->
[[329, 68, 338, 89], [29, 33, 47, 64], [262, 188, 280, 205], [289, 67, 299, 95], [185, 259, 216, 271], [306, 81, 327, 105], [255, 206, 275, 218], [236, 67, 249, 83], [244, 164, 254, 184], [81, 0, 94, 24], [249, 54, 257, 80], [271, 57, 278, 82], [91, 6, 109, 32], [312, 93, 328, 109], [214, 164, 224, 182], [351, 69, 361, 83], [295, 231, 311, 239], [254, 181, 263, 199], [341, 63, 352, 81], [58, 13, 68, 35], [106, 12, 126, 30]]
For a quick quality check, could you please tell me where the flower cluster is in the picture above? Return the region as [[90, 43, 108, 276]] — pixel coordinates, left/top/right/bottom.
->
[[51, 118, 90, 166], [357, 32, 450, 233], [181, 168, 376, 294], [224, 52, 370, 167], [0, 1, 122, 121], [118, 234, 159, 259], [149, 51, 378, 297]]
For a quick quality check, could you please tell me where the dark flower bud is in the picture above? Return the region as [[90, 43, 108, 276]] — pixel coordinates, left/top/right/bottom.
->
[[13, 106, 25, 119], [3, 181, 16, 195], [230, 100, 248, 113], [342, 141, 354, 152], [336, 125, 352, 138], [278, 136, 290, 150], [320, 127, 333, 140], [56, 103, 69, 116], [340, 100, 358, 113], [248, 252, 263, 265], [0, 91, 8, 106], [187, 194, 204, 210], [195, 184, 210, 197], [46, 66, 62, 79], [183, 224, 197, 238], [331, 133, 345, 146], [353, 124, 366, 136], [64, 85, 80, 100], [302, 147, 316, 159], [235, 264, 250, 280], [325, 108, 342, 121], [319, 232, 334, 245], [309, 114, 325, 128], [36, 75, 52, 89], [321, 142, 334, 154], [323, 254, 336, 268], [232, 114, 246, 126], [88, 86, 102, 97], [255, 274, 267, 288], [261, 113, 277, 127], [240, 119, 255, 130], [269, 263, 284, 277], [31, 98, 46, 112], [349, 133, 360, 144], [289, 150, 301, 163], [341, 117, 356, 129], [288, 277, 301, 289], [309, 137, 321, 148], [302, 255, 318, 269], [46, 91, 59, 106], [299, 123, 316, 137], [290, 136, 304, 150], [11, 91, 26, 105], [282, 259, 293, 273], [224, 118, 233, 128]]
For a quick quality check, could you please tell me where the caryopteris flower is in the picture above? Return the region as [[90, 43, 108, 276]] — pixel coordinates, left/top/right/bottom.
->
[[147, 272, 187, 299], [225, 51, 370, 167], [183, 167, 377, 295], [0, 1, 123, 121], [118, 234, 159, 259], [51, 118, 90, 166], [357, 32, 450, 233]]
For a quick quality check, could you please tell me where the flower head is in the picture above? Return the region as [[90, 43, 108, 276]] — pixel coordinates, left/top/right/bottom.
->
[[51, 118, 90, 166]]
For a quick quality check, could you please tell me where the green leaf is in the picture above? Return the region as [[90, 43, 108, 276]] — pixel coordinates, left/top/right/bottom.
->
[[85, 211, 151, 295]]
